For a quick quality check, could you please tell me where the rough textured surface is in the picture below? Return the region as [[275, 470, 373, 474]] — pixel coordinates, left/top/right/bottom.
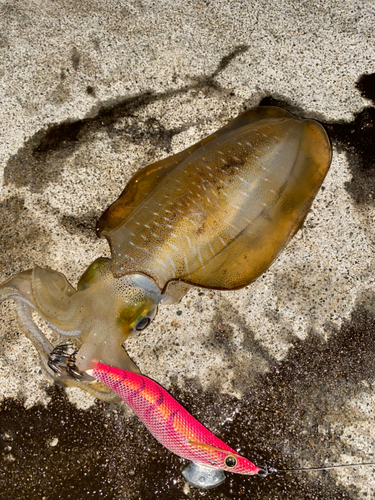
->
[[0, 0, 375, 499]]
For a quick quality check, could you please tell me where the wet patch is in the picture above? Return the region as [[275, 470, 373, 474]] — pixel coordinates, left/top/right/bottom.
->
[[109, 114, 190, 153], [0, 34, 8, 48], [60, 212, 100, 239], [326, 107, 375, 206], [1, 291, 373, 499], [0, 196, 49, 275], [356, 73, 375, 102], [207, 302, 273, 392], [4, 46, 250, 193], [86, 85, 95, 96], [0, 386, 152, 500], [71, 47, 80, 70]]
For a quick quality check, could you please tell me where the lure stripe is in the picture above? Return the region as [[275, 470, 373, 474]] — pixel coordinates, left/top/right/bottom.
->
[[155, 392, 164, 406], [91, 363, 260, 475], [116, 372, 128, 385], [169, 409, 180, 421]]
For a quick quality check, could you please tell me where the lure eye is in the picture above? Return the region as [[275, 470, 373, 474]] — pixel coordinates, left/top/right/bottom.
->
[[135, 317, 151, 331], [225, 455, 237, 468]]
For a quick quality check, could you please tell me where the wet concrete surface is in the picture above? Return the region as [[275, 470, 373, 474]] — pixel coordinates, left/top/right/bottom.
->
[[3, 288, 375, 499], [1, 0, 375, 499]]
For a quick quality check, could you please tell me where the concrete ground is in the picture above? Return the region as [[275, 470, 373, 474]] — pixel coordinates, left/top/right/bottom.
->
[[0, 0, 375, 498]]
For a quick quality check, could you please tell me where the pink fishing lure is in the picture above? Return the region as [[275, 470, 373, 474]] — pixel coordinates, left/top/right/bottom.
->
[[90, 363, 261, 477]]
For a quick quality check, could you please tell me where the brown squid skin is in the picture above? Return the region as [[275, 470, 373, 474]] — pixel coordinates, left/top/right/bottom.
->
[[99, 106, 331, 293], [0, 107, 331, 399]]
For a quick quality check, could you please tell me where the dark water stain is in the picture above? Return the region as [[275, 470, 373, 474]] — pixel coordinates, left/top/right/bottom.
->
[[0, 34, 8, 48], [356, 73, 375, 102], [195, 44, 249, 89], [115, 116, 189, 152], [86, 85, 95, 96], [207, 302, 273, 393], [2, 291, 374, 499], [260, 73, 375, 207], [71, 47, 80, 70], [92, 38, 100, 51], [0, 386, 146, 500], [137, 290, 375, 499], [0, 195, 49, 275], [0, 195, 25, 226], [60, 212, 99, 239], [4, 46, 249, 193], [326, 108, 375, 206], [215, 45, 249, 76]]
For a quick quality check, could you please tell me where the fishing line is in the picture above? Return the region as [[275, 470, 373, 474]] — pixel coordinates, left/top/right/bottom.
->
[[258, 462, 375, 477]]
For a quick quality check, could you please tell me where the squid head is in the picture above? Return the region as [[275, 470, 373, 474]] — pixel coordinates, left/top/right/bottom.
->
[[0, 258, 162, 398]]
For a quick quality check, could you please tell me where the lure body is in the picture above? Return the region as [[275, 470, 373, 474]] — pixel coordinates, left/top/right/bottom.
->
[[90, 362, 261, 479], [0, 107, 332, 398]]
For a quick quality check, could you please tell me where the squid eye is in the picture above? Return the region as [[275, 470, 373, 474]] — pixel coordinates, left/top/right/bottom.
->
[[224, 455, 237, 468], [135, 317, 151, 331]]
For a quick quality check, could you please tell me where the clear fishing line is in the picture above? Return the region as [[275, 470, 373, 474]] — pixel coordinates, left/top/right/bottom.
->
[[258, 461, 375, 477]]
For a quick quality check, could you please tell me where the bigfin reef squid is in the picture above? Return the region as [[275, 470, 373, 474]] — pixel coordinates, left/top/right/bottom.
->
[[0, 106, 332, 400]]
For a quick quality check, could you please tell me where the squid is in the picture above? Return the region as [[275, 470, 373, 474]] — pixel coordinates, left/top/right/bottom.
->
[[0, 106, 332, 399]]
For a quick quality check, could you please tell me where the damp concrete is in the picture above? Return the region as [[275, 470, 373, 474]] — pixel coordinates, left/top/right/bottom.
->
[[0, 1, 375, 499]]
